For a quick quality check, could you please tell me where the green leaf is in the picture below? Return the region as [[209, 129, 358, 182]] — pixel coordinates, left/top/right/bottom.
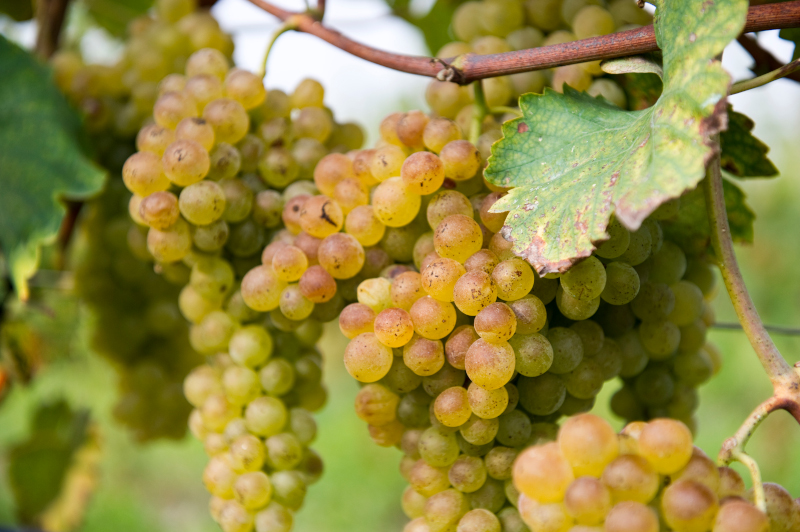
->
[[484, 0, 747, 273], [84, 0, 154, 37], [662, 175, 755, 254], [388, 0, 468, 55], [0, 36, 106, 299], [779, 28, 800, 62], [8, 400, 90, 524], [601, 55, 663, 78], [720, 108, 778, 178], [0, 0, 34, 21]]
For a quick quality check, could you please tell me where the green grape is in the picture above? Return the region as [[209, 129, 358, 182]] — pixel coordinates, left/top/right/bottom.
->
[[423, 117, 463, 153], [357, 277, 392, 312], [638, 418, 693, 474], [369, 144, 406, 183], [601, 261, 641, 305], [634, 367, 675, 406], [401, 151, 445, 195], [559, 414, 619, 478], [453, 270, 498, 316], [245, 396, 287, 437], [373, 307, 414, 348], [474, 302, 517, 344], [610, 385, 644, 422], [465, 249, 500, 275], [524, 0, 563, 31], [153, 91, 198, 129], [136, 123, 177, 156], [293, 107, 333, 143], [123, 151, 171, 196], [556, 286, 601, 320], [618, 226, 652, 266], [229, 433, 266, 473], [354, 383, 399, 426], [259, 358, 295, 396], [495, 409, 532, 448], [517, 373, 566, 416], [565, 359, 604, 399], [422, 257, 466, 303], [596, 217, 630, 258], [568, 320, 604, 356], [562, 256, 607, 301], [497, 507, 529, 532], [186, 48, 229, 80], [591, 338, 623, 380], [242, 265, 286, 312], [467, 477, 506, 513], [427, 190, 473, 230], [668, 280, 704, 326], [604, 501, 658, 532], [381, 356, 422, 394], [434, 214, 483, 264], [233, 470, 272, 510], [638, 320, 680, 358], [176, 117, 215, 151], [509, 333, 553, 377], [184, 366, 222, 408], [713, 499, 769, 532], [630, 282, 675, 321], [440, 140, 481, 182], [422, 363, 466, 397], [759, 483, 797, 532], [547, 327, 584, 374], [588, 78, 627, 108], [279, 284, 314, 320], [270, 470, 307, 511], [264, 433, 303, 470], [673, 350, 713, 386], [458, 508, 501, 532], [649, 241, 687, 285], [208, 142, 242, 181], [224, 68, 266, 110], [459, 415, 498, 446], [222, 365, 260, 405], [219, 178, 254, 223], [492, 258, 535, 302], [193, 219, 230, 251], [419, 427, 461, 467], [572, 5, 616, 38], [259, 147, 299, 189]]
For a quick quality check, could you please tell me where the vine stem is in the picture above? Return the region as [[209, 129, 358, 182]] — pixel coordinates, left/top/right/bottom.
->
[[469, 81, 489, 145], [731, 57, 800, 94], [259, 19, 300, 79], [737, 34, 800, 84], [244, 0, 800, 84], [35, 0, 72, 59], [705, 145, 800, 501]]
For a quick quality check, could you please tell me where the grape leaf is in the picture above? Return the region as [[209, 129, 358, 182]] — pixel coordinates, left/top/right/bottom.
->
[[662, 174, 755, 254], [779, 28, 800, 62], [84, 0, 154, 37], [8, 400, 90, 524], [0, 0, 34, 21], [720, 108, 778, 178], [0, 37, 106, 300], [387, 0, 468, 55], [484, 0, 747, 274]]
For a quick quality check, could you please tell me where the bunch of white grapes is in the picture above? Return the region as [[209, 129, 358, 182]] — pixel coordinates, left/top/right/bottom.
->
[[275, 105, 724, 531], [511, 414, 799, 532]]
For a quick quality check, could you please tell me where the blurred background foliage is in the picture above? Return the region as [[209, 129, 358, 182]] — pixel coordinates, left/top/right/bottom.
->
[[0, 0, 799, 531]]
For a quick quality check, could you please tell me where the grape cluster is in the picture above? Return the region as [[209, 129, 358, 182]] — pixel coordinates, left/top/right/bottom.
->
[[512, 413, 799, 532], [296, 105, 725, 531], [427, 0, 652, 129], [113, 20, 365, 527], [74, 179, 201, 441], [51, 0, 233, 166]]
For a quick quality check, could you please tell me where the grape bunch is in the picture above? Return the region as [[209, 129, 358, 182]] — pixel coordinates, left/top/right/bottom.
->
[[426, 0, 652, 132], [289, 105, 725, 531], [74, 179, 201, 441], [114, 21, 365, 527], [55, 0, 234, 440], [511, 413, 800, 532]]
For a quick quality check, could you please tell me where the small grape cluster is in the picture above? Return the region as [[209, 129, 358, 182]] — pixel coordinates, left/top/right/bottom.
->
[[51, 0, 234, 165], [115, 26, 367, 529], [288, 106, 724, 531], [511, 413, 799, 532], [426, 0, 652, 132], [74, 179, 201, 442]]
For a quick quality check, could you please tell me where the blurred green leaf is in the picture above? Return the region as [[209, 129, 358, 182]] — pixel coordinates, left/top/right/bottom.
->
[[779, 28, 800, 62], [720, 108, 778, 178], [8, 400, 90, 524], [0, 36, 106, 300], [662, 175, 755, 253], [484, 0, 747, 273], [84, 0, 154, 37], [387, 0, 466, 55], [0, 0, 34, 21]]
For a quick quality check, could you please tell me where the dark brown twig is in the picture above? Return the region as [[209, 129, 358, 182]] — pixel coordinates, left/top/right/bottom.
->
[[35, 0, 72, 59], [737, 33, 800, 83], [245, 0, 800, 84]]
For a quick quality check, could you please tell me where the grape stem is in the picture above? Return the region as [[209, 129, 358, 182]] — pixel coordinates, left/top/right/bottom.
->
[[35, 0, 72, 59], [713, 322, 800, 336], [243, 0, 800, 84], [490, 106, 522, 117], [737, 34, 800, 85], [469, 81, 489, 145], [259, 19, 300, 79], [705, 145, 800, 506], [730, 57, 800, 94]]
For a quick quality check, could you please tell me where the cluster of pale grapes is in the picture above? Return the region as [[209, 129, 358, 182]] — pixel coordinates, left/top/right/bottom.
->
[[51, 0, 233, 164], [112, 13, 363, 527], [74, 179, 201, 441], [426, 0, 652, 130], [293, 107, 726, 531], [53, 0, 232, 440], [511, 414, 799, 532]]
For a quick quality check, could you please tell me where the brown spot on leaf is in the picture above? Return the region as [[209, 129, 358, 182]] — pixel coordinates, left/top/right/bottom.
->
[[517, 122, 529, 133]]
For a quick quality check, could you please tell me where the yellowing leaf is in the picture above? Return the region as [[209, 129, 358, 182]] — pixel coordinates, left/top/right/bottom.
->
[[484, 0, 747, 273]]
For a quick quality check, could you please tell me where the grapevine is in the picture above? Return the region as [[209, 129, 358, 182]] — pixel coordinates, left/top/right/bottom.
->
[[0, 0, 799, 530]]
